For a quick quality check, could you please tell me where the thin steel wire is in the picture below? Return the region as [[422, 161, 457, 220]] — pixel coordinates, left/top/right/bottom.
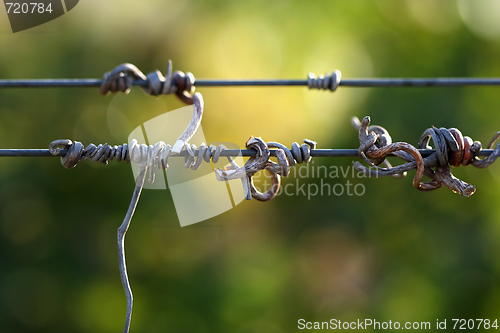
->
[[2, 77, 500, 88], [0, 148, 494, 158], [118, 166, 146, 333]]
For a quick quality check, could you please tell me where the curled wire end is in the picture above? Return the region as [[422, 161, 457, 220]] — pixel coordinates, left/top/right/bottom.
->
[[352, 116, 407, 178], [307, 70, 341, 92], [49, 139, 72, 156], [355, 116, 425, 191], [250, 165, 281, 201], [99, 60, 196, 104]]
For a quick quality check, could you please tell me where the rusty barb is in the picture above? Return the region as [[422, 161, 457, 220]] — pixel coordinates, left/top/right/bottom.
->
[[353, 116, 500, 197]]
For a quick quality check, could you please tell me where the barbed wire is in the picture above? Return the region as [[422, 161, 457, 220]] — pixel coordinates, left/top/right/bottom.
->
[[352, 116, 500, 197], [3, 61, 500, 333], [1, 60, 500, 105], [6, 114, 500, 333], [0, 147, 495, 158], [1, 116, 498, 199], [3, 77, 500, 87]]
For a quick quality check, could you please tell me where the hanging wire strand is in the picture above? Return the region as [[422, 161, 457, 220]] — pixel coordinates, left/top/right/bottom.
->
[[5, 60, 500, 333], [118, 166, 146, 333], [3, 60, 500, 333], [2, 114, 500, 333]]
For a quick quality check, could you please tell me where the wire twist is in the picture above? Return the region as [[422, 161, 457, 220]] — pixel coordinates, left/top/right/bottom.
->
[[49, 139, 235, 184], [49, 139, 130, 167], [99, 60, 196, 104], [50, 137, 317, 201], [99, 61, 344, 100], [307, 70, 341, 92]]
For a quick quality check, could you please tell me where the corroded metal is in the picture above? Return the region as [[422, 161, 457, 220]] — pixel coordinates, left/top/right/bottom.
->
[[353, 116, 500, 197]]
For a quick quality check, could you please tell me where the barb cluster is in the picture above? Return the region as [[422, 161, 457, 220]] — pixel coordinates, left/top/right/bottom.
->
[[353, 116, 500, 197], [99, 60, 196, 104], [215, 137, 316, 201], [49, 135, 317, 201], [8, 55, 500, 333]]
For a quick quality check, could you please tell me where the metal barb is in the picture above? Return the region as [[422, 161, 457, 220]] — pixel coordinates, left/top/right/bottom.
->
[[352, 116, 500, 197]]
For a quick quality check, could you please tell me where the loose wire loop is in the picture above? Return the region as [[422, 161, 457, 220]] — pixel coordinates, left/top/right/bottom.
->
[[99, 60, 196, 104], [214, 137, 316, 201], [353, 116, 500, 197]]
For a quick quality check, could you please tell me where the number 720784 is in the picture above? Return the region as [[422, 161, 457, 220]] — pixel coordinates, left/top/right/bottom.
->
[[5, 2, 53, 14]]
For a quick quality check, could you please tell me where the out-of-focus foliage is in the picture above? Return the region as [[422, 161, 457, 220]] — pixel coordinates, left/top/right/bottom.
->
[[1, 1, 500, 332]]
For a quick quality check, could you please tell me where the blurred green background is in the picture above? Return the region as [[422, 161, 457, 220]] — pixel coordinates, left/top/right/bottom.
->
[[2, 0, 500, 332]]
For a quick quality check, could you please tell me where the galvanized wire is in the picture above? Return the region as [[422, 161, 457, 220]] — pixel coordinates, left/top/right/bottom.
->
[[2, 77, 500, 88], [0, 147, 494, 158], [1, 61, 500, 91]]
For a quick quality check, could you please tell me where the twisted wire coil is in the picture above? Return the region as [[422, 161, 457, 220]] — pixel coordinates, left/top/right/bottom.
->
[[50, 139, 234, 184], [307, 70, 341, 92], [49, 137, 317, 201]]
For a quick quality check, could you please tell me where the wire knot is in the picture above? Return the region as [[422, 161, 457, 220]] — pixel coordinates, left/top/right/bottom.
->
[[99, 60, 196, 104], [307, 70, 341, 92], [352, 116, 500, 197], [214, 137, 316, 201]]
